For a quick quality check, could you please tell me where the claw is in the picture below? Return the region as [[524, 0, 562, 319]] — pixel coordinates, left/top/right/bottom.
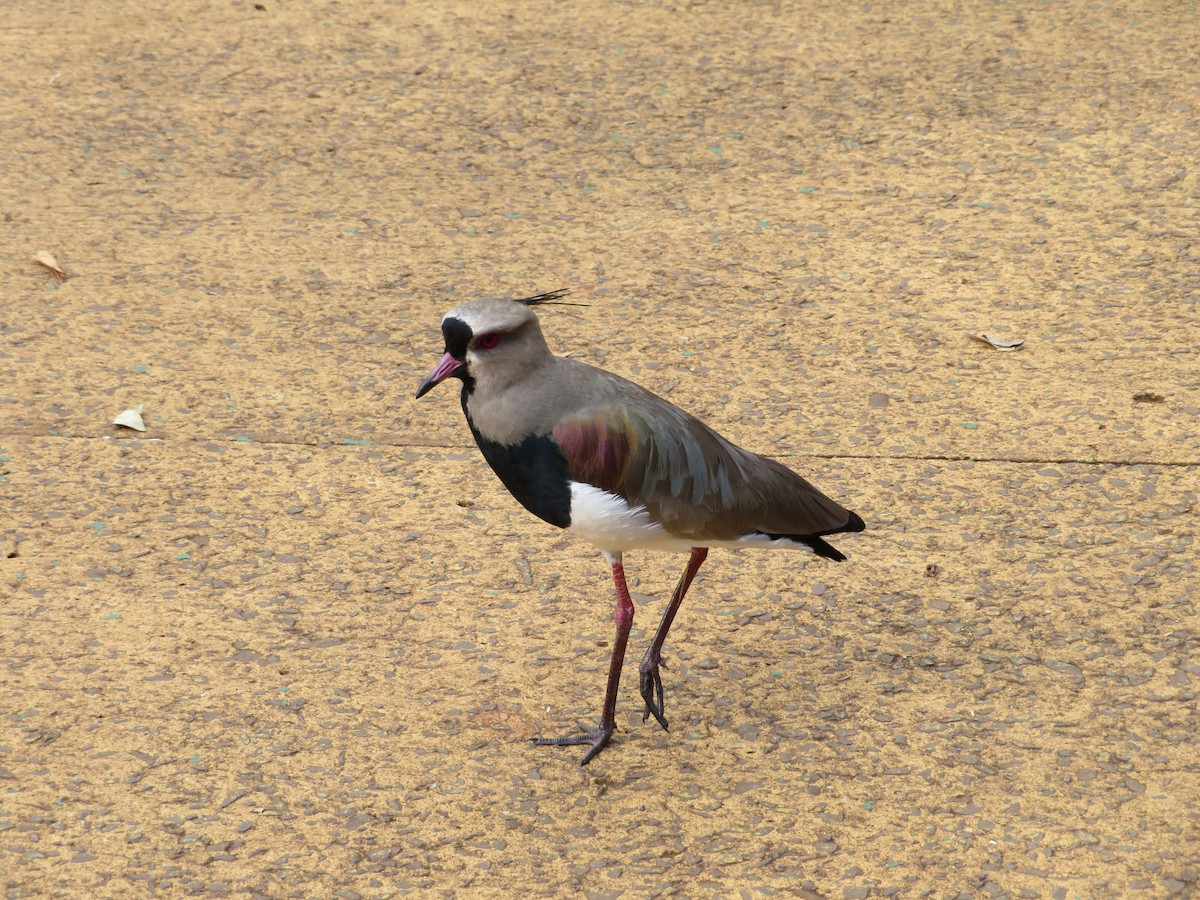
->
[[639, 658, 669, 731], [531, 722, 615, 766]]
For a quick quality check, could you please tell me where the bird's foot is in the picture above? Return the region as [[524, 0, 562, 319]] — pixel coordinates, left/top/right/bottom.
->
[[638, 656, 669, 731], [531, 721, 615, 766]]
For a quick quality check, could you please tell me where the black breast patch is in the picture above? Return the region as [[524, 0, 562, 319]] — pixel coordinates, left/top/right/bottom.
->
[[466, 423, 573, 529]]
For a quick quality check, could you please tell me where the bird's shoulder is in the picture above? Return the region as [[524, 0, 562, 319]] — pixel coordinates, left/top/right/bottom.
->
[[548, 372, 749, 501]]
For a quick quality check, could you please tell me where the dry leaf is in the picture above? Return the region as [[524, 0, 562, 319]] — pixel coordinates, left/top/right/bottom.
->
[[968, 332, 1024, 351], [1132, 391, 1165, 404], [33, 251, 66, 281], [113, 405, 146, 432]]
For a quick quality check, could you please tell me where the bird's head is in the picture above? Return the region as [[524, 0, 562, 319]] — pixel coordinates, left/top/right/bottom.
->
[[414, 290, 569, 400]]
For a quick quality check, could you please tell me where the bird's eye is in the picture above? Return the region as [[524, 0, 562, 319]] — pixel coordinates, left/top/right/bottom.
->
[[476, 332, 501, 350]]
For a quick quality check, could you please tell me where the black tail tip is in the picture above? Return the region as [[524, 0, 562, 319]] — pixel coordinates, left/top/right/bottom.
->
[[806, 535, 848, 561], [804, 510, 864, 561]]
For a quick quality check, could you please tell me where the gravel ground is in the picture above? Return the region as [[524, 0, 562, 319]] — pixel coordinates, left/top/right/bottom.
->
[[2, 1, 1197, 896]]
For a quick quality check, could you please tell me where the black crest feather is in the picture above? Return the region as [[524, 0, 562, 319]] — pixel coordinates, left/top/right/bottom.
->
[[515, 288, 586, 307]]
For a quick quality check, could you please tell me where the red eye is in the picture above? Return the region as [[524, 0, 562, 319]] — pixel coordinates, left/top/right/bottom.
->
[[476, 332, 501, 350]]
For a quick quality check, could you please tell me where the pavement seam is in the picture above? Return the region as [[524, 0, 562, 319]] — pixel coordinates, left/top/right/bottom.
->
[[2, 432, 1197, 468]]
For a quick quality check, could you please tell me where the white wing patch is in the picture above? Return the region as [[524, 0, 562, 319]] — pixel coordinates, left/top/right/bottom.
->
[[567, 482, 816, 554]]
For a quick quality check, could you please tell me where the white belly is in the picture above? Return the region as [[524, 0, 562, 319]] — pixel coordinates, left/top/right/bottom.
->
[[566, 482, 816, 554]]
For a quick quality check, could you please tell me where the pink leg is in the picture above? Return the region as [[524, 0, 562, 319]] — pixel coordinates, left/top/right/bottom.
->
[[639, 546, 708, 731], [532, 551, 634, 765]]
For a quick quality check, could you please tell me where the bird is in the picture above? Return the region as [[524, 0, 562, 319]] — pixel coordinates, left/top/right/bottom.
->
[[415, 289, 864, 765]]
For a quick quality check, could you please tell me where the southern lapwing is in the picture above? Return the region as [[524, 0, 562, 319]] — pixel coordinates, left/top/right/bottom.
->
[[415, 290, 864, 764]]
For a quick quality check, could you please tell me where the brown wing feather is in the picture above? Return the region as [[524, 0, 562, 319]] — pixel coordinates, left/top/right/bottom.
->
[[553, 392, 860, 542]]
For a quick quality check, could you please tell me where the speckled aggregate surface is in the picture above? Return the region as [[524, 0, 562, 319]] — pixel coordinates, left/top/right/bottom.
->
[[1, 1, 1197, 897]]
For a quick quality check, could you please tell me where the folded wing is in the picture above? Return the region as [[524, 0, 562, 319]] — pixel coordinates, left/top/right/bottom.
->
[[552, 398, 863, 547]]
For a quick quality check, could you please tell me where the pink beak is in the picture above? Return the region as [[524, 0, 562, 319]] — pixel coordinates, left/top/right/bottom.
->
[[415, 351, 466, 399]]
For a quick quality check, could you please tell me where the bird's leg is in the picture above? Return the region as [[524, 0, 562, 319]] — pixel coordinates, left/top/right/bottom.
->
[[532, 550, 634, 765], [639, 546, 708, 731]]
